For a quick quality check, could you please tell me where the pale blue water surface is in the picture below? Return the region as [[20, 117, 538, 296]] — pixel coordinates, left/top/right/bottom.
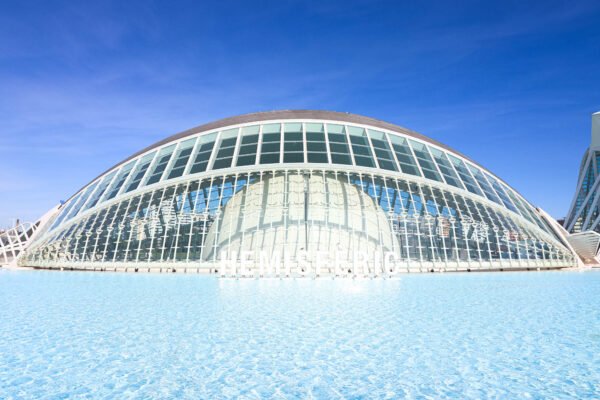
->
[[0, 270, 599, 399]]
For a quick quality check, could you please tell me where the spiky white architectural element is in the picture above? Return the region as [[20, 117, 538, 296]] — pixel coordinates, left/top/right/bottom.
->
[[565, 112, 600, 233]]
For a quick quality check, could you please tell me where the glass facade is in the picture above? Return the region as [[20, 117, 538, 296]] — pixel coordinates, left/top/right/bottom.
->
[[21, 113, 574, 272]]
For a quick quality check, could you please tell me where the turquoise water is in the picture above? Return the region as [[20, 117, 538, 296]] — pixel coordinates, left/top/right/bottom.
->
[[0, 270, 599, 399]]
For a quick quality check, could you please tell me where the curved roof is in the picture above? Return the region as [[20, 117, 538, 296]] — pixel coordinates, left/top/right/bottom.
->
[[100, 110, 484, 179], [63, 110, 531, 217], [35, 108, 566, 252]]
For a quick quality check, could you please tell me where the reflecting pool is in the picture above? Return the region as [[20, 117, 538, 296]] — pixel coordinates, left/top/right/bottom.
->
[[0, 270, 599, 398]]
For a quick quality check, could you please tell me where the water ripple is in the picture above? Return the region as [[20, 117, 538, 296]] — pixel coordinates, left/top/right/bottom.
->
[[0, 270, 599, 398]]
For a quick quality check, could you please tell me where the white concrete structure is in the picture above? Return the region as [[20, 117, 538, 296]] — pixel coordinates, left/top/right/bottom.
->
[[17, 111, 575, 274], [566, 231, 600, 265], [0, 205, 59, 268], [565, 112, 600, 234]]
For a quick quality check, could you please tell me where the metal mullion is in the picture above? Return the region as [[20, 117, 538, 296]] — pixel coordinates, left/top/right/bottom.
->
[[226, 173, 239, 266], [405, 182, 425, 267], [146, 188, 168, 262], [406, 139, 426, 178], [485, 207, 510, 267], [385, 133, 403, 174], [279, 123, 284, 164], [282, 170, 290, 274], [79, 213, 102, 261], [198, 178, 216, 262], [73, 180, 103, 218], [438, 189, 461, 266], [123, 152, 157, 193], [159, 185, 181, 262], [460, 161, 488, 200], [89, 206, 113, 263], [431, 187, 452, 267], [370, 174, 387, 274], [198, 177, 216, 262], [323, 123, 332, 164], [213, 175, 227, 263], [134, 189, 158, 262], [255, 124, 264, 166], [253, 173, 263, 270], [63, 221, 83, 262], [450, 192, 475, 267], [363, 129, 380, 170], [493, 209, 519, 263], [475, 202, 496, 264], [185, 178, 203, 262], [465, 199, 486, 267], [520, 226, 534, 265], [170, 181, 191, 262], [99, 200, 126, 263], [416, 183, 440, 265], [237, 172, 250, 268], [565, 151, 592, 227], [394, 179, 413, 267], [579, 179, 600, 229], [121, 195, 144, 262], [302, 123, 307, 163], [163, 141, 189, 180], [423, 145, 448, 186], [156, 143, 182, 185], [444, 151, 471, 191], [92, 168, 120, 206], [111, 159, 140, 200], [183, 138, 202, 176], [231, 128, 243, 168], [478, 171, 513, 213], [381, 178, 400, 265], [528, 226, 544, 265], [343, 125, 357, 167], [500, 213, 521, 265], [207, 131, 223, 172]]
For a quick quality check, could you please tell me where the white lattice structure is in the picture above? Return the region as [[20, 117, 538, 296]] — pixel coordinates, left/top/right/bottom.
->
[[1, 205, 59, 268], [15, 111, 577, 274], [565, 112, 600, 233]]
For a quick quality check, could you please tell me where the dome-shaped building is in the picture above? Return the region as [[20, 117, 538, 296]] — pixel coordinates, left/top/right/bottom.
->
[[20, 110, 575, 274]]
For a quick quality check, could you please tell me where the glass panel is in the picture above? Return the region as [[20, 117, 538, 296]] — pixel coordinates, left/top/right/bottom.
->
[[447, 154, 483, 196], [167, 138, 197, 179], [388, 134, 421, 176], [212, 128, 239, 170], [125, 151, 157, 192], [49, 193, 83, 231], [236, 125, 259, 166], [466, 164, 502, 205], [307, 142, 326, 152], [283, 122, 303, 162], [103, 160, 137, 201], [484, 173, 520, 214], [189, 133, 217, 175], [409, 140, 442, 182], [260, 123, 281, 164], [145, 144, 176, 185], [307, 152, 328, 163], [428, 147, 464, 189], [327, 124, 352, 165], [369, 130, 397, 171], [64, 180, 100, 221], [82, 170, 117, 212]]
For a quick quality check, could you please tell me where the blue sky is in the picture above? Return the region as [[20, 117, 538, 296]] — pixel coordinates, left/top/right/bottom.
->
[[1, 0, 599, 226]]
